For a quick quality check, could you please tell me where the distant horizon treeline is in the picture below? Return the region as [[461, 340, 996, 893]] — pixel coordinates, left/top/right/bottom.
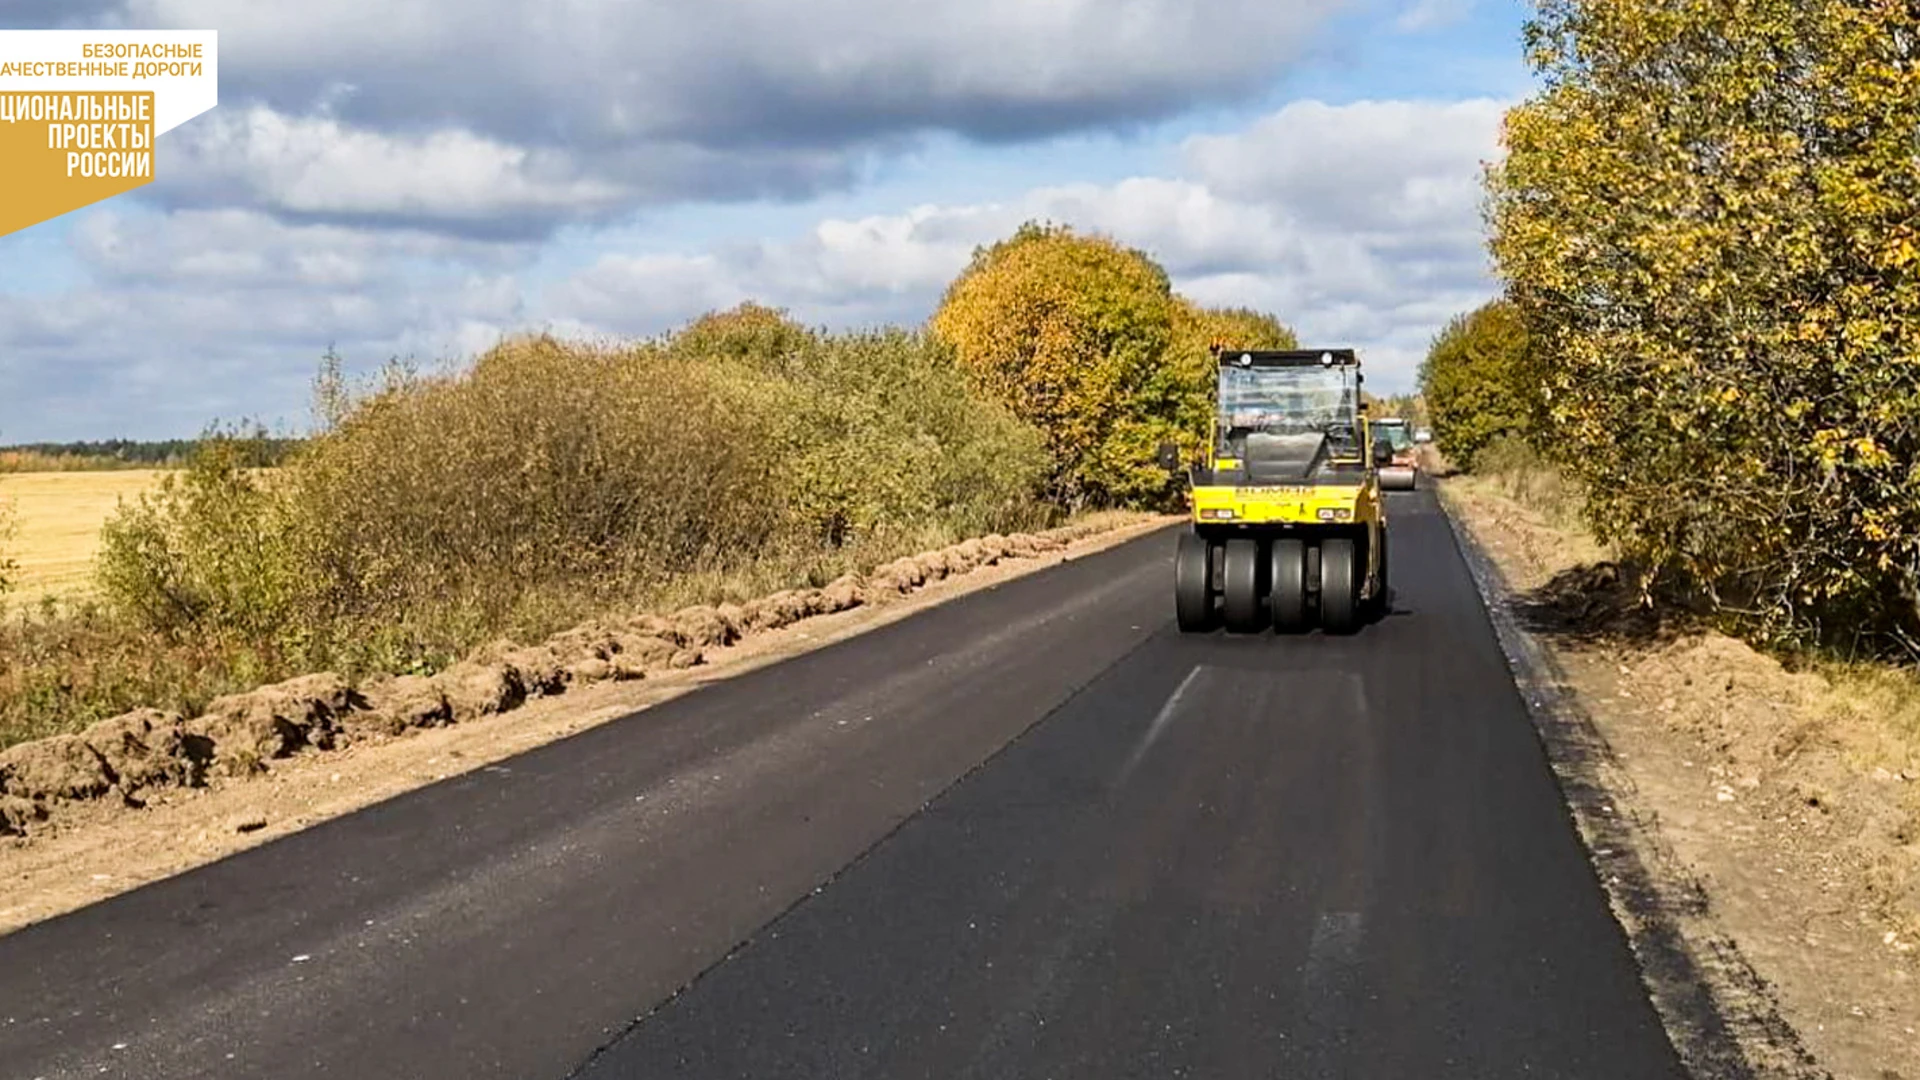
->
[[0, 435, 304, 472]]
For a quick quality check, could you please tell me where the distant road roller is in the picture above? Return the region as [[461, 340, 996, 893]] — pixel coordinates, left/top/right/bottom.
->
[[1157, 347, 1392, 635], [1370, 416, 1419, 491]]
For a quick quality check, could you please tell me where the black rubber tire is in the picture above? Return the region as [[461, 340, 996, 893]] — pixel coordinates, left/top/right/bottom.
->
[[1269, 537, 1308, 633], [1319, 536, 1359, 634], [1174, 531, 1213, 632], [1369, 527, 1391, 621], [1221, 538, 1261, 633]]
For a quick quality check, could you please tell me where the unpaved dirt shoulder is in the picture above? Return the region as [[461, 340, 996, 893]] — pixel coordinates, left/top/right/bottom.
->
[[1440, 478, 1919, 1080], [0, 516, 1174, 938]]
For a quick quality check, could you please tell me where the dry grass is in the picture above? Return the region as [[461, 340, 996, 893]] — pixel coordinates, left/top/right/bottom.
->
[[0, 470, 172, 607], [1442, 455, 1920, 778], [1468, 435, 1588, 533], [1808, 661, 1920, 779]]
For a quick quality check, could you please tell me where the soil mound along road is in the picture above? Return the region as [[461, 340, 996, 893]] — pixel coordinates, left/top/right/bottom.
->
[[0, 520, 1137, 838]]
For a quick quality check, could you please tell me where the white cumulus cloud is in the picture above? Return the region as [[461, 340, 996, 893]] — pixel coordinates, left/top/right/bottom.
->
[[31, 0, 1357, 238], [0, 96, 1510, 439]]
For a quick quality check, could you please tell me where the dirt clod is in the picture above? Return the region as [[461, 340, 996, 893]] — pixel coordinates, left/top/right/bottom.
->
[[80, 708, 208, 794], [477, 644, 569, 697], [668, 605, 738, 649], [878, 557, 925, 590], [743, 590, 814, 633], [0, 795, 46, 836], [546, 624, 625, 665], [433, 661, 526, 723], [0, 734, 115, 802], [359, 674, 455, 735], [190, 673, 365, 774], [613, 634, 677, 670], [568, 657, 613, 684], [821, 574, 866, 612]]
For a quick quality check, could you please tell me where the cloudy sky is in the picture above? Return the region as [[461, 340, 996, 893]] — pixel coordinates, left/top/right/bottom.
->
[[0, 0, 1532, 443]]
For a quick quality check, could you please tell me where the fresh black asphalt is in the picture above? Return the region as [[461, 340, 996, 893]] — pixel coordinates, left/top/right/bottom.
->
[[0, 490, 1688, 1079]]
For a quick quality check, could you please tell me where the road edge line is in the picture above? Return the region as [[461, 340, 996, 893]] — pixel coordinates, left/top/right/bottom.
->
[[1434, 482, 1829, 1080]]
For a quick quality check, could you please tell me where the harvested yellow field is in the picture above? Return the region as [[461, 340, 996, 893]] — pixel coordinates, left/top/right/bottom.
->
[[1, 470, 171, 606]]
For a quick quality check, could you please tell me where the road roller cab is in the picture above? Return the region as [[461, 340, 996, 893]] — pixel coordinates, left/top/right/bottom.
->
[[1162, 346, 1391, 635]]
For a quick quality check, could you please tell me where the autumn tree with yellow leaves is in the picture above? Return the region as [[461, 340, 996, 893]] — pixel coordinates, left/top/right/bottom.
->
[[931, 222, 1297, 509], [1488, 0, 1920, 646]]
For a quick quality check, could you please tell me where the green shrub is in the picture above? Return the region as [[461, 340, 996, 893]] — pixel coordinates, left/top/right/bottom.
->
[[1416, 299, 1537, 472], [91, 318, 1054, 672], [93, 428, 304, 644], [662, 310, 1050, 545], [285, 334, 789, 625]]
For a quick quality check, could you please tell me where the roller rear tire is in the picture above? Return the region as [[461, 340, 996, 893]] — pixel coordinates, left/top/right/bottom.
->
[[1222, 538, 1261, 633], [1319, 536, 1359, 634], [1174, 531, 1213, 631], [1269, 538, 1308, 633], [1369, 528, 1391, 621]]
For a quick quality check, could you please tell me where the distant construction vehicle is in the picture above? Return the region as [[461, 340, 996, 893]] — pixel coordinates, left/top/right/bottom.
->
[[1370, 416, 1419, 491], [1158, 347, 1392, 635]]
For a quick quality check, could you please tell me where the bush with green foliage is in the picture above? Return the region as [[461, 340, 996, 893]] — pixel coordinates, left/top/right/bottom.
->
[[672, 306, 1050, 545], [93, 429, 303, 644], [93, 314, 1051, 670], [1487, 0, 1920, 646], [1416, 298, 1537, 471]]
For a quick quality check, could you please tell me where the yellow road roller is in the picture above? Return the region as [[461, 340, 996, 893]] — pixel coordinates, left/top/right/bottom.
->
[[1157, 347, 1391, 635]]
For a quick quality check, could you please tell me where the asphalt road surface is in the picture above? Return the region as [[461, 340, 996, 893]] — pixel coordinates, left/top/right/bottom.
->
[[0, 490, 1688, 1080]]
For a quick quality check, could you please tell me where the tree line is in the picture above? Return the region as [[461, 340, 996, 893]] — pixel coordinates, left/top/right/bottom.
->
[[1, 435, 302, 471], [1420, 0, 1920, 652]]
